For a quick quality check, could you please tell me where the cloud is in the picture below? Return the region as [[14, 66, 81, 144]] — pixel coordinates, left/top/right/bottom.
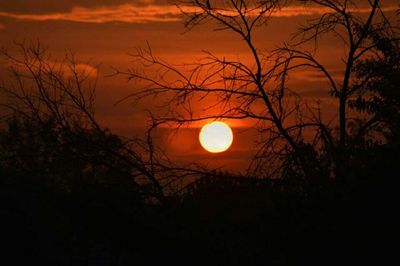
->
[[290, 68, 344, 83], [0, 4, 397, 24], [0, 4, 184, 24], [3, 57, 98, 79], [277, 5, 398, 17], [69, 63, 98, 78]]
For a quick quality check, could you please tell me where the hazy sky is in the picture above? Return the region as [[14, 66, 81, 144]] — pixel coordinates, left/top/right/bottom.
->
[[1, 0, 398, 172]]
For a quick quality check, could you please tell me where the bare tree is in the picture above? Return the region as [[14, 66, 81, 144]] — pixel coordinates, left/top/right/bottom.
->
[[116, 0, 308, 178], [116, 0, 399, 181], [0, 41, 208, 202]]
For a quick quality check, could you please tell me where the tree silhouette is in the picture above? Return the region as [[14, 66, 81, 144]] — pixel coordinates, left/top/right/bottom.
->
[[115, 0, 399, 182], [349, 31, 400, 142], [0, 41, 207, 201], [115, 0, 399, 184]]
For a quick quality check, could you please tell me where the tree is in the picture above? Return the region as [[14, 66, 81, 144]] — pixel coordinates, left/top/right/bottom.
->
[[272, 0, 399, 180], [0, 41, 204, 202], [349, 31, 400, 142], [117, 0, 399, 182]]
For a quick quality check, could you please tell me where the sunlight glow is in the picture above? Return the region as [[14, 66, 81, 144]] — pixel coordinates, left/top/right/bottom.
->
[[199, 121, 233, 153]]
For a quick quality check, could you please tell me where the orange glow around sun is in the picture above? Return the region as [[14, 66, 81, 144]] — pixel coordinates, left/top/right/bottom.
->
[[199, 121, 233, 153]]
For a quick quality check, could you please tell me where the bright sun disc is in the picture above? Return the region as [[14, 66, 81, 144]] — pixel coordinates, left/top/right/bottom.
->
[[199, 121, 233, 153]]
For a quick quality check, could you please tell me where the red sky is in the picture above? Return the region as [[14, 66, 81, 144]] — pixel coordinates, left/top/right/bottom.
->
[[0, 0, 398, 173]]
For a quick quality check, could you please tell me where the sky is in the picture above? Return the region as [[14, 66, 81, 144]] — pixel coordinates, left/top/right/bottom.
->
[[0, 0, 398, 173]]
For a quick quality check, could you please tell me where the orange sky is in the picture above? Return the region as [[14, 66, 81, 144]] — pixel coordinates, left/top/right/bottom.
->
[[1, 0, 398, 173]]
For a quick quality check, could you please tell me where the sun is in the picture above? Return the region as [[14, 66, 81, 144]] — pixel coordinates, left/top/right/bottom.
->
[[199, 121, 233, 153]]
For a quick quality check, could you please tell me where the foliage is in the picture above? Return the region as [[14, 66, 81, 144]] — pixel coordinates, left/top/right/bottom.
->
[[350, 32, 400, 141]]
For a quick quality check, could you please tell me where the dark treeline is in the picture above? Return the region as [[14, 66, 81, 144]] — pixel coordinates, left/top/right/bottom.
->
[[0, 115, 398, 265]]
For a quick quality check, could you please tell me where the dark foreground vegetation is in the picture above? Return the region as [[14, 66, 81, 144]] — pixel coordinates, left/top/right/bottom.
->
[[0, 117, 398, 265]]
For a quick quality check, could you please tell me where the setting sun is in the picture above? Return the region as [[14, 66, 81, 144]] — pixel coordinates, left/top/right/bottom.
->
[[199, 121, 233, 153]]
